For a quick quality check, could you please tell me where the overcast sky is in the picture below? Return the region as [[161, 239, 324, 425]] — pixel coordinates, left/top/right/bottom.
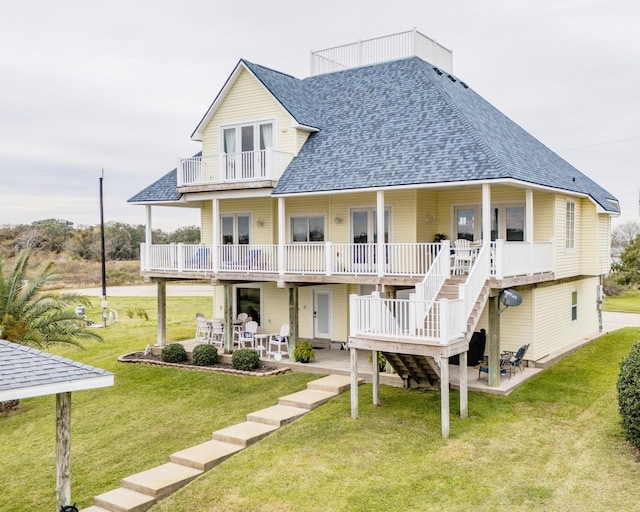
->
[[1, 0, 638, 231]]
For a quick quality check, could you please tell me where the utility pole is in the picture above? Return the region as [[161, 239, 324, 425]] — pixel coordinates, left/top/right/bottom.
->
[[99, 171, 107, 328]]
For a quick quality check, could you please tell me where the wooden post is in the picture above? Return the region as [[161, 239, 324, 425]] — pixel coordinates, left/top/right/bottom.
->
[[56, 392, 72, 511], [156, 279, 166, 347], [350, 347, 359, 418], [289, 286, 299, 359], [459, 351, 468, 419], [488, 295, 500, 387], [224, 283, 233, 353], [441, 356, 450, 438], [372, 350, 380, 406]]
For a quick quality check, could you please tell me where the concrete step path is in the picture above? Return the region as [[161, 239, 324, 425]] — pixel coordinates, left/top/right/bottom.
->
[[80, 375, 358, 512]]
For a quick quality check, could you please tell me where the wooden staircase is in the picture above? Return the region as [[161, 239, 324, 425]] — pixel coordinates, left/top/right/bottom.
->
[[380, 277, 490, 390], [381, 352, 441, 389]]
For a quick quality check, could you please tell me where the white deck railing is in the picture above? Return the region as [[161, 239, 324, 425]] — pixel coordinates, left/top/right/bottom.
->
[[349, 292, 465, 345], [459, 243, 491, 321], [177, 150, 294, 187], [140, 240, 554, 281], [491, 240, 554, 279], [310, 29, 453, 76]]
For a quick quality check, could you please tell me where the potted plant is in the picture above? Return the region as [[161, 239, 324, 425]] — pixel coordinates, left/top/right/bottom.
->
[[293, 341, 315, 363], [433, 233, 448, 243]]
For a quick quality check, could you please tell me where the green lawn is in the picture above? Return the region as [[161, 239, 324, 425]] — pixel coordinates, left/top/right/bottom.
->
[[604, 288, 640, 313], [2, 297, 640, 511]]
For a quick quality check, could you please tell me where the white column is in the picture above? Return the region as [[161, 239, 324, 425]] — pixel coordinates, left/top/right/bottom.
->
[[376, 190, 385, 277], [145, 205, 152, 244], [482, 183, 491, 246], [212, 198, 219, 272], [278, 197, 285, 276], [525, 188, 533, 242]]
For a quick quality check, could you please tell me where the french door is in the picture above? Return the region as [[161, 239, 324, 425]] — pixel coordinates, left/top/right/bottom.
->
[[351, 208, 389, 269]]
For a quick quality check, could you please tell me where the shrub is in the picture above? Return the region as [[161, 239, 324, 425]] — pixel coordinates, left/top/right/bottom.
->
[[192, 344, 219, 366], [232, 349, 260, 371], [161, 343, 188, 363], [618, 340, 640, 449]]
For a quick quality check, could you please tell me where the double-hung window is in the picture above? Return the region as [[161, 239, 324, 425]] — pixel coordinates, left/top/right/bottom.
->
[[222, 121, 274, 180]]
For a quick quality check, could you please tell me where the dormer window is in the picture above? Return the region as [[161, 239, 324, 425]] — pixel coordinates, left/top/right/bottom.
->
[[222, 121, 274, 180]]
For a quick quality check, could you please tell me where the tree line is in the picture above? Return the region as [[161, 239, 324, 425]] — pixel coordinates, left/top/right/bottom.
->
[[0, 219, 200, 261]]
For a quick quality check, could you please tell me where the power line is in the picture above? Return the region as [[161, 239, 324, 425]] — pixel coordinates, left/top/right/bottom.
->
[[562, 135, 640, 152]]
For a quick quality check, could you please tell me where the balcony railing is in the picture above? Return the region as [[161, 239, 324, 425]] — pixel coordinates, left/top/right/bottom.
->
[[349, 292, 466, 345], [310, 28, 453, 76], [140, 240, 554, 280], [177, 149, 294, 187]]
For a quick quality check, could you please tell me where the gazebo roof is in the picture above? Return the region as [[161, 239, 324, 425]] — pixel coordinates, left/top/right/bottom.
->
[[0, 339, 114, 402]]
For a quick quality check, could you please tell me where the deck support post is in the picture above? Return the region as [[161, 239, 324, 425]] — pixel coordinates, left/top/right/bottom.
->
[[224, 283, 234, 353], [372, 350, 380, 406], [488, 295, 500, 387], [56, 391, 72, 511], [350, 347, 359, 418], [441, 356, 450, 438], [156, 279, 166, 347], [289, 286, 299, 359], [459, 351, 468, 419]]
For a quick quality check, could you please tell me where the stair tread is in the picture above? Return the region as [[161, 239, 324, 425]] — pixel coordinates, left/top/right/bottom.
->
[[306, 374, 356, 393], [121, 462, 202, 498], [278, 389, 337, 410], [212, 421, 279, 446], [170, 439, 244, 470], [93, 487, 156, 512], [247, 404, 308, 426]]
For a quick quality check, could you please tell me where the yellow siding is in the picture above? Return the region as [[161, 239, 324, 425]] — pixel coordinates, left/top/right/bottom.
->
[[554, 195, 581, 279], [201, 202, 213, 244], [417, 189, 438, 242], [597, 214, 612, 275], [200, 67, 301, 157], [532, 278, 599, 359], [498, 289, 533, 355], [580, 201, 598, 275], [218, 197, 275, 244], [532, 192, 554, 241]]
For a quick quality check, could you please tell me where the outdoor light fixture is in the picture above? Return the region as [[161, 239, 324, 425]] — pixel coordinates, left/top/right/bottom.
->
[[334, 216, 343, 224]]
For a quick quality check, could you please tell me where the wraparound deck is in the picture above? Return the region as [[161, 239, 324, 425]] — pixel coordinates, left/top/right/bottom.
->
[[140, 240, 554, 283]]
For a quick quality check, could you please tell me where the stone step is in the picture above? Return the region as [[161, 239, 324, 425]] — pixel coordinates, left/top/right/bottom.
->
[[170, 439, 244, 471], [93, 487, 156, 512], [212, 421, 279, 447], [306, 374, 355, 394], [278, 388, 337, 410], [121, 462, 202, 500], [246, 404, 308, 426]]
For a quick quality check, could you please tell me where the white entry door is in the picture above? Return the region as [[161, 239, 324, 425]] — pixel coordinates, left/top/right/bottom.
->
[[313, 289, 332, 339]]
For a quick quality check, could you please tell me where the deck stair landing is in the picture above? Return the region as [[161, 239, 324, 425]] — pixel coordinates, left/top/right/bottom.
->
[[80, 374, 361, 512]]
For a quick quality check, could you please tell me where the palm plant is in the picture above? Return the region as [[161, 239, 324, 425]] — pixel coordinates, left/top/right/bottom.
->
[[0, 250, 102, 348]]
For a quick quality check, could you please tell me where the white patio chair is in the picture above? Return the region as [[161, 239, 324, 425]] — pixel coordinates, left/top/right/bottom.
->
[[195, 317, 211, 345], [267, 324, 290, 359], [209, 318, 224, 347], [453, 239, 474, 275], [235, 320, 258, 350]]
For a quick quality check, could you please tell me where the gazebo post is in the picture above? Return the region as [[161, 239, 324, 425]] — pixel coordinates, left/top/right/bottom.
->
[[56, 391, 72, 511]]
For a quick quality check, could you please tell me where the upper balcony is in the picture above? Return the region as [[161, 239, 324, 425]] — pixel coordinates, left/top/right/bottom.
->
[[177, 149, 295, 188]]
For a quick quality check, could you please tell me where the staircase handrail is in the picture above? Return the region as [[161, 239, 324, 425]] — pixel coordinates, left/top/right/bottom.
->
[[415, 240, 450, 302], [459, 243, 491, 321]]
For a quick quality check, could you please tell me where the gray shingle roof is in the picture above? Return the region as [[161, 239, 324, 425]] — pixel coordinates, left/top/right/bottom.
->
[[265, 57, 618, 213], [0, 339, 113, 401], [128, 152, 203, 203]]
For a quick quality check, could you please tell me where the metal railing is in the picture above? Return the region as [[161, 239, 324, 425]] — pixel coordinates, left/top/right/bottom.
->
[[310, 29, 453, 76]]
